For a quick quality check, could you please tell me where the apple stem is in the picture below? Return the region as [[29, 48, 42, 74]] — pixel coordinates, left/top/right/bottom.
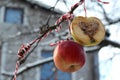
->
[[50, 40, 66, 46], [50, 38, 71, 46]]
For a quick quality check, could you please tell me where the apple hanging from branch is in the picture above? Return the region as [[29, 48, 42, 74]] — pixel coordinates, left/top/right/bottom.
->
[[53, 40, 86, 72], [70, 16, 105, 46]]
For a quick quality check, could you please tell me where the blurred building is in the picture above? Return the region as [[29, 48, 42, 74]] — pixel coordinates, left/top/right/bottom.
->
[[0, 0, 99, 80]]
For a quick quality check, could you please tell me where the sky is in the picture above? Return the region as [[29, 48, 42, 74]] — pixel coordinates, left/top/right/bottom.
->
[[32, 0, 120, 80]]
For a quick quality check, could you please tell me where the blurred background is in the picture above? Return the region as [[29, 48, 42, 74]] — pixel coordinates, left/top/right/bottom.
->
[[0, 0, 120, 80]]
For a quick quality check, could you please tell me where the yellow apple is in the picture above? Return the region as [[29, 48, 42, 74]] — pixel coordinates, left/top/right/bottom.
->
[[70, 16, 105, 46]]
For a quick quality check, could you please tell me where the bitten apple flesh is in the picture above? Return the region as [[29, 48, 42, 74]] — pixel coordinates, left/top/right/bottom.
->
[[53, 40, 86, 72], [70, 16, 105, 46]]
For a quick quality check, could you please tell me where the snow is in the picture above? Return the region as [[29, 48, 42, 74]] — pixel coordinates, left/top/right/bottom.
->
[[99, 46, 120, 80]]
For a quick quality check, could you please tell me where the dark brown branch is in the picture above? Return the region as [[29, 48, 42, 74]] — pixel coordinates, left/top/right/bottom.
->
[[18, 0, 64, 65], [100, 38, 120, 48], [19, 39, 40, 65], [11, 1, 83, 80], [85, 38, 120, 53]]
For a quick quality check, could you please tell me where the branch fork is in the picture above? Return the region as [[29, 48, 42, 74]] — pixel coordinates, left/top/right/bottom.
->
[[12, 0, 109, 80]]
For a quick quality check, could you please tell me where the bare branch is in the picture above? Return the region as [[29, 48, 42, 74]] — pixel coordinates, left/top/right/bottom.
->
[[11, 1, 84, 80], [18, 0, 84, 65], [98, 3, 120, 25], [100, 38, 120, 48], [2, 57, 53, 77], [85, 38, 120, 53]]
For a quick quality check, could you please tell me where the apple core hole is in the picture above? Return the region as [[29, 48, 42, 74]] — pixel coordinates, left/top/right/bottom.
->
[[70, 65, 75, 68], [79, 21, 99, 42]]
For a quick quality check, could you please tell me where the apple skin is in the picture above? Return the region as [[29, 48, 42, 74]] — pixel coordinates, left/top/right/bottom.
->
[[70, 16, 105, 46], [53, 40, 86, 72]]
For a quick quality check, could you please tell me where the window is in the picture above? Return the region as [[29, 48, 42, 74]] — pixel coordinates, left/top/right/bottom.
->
[[4, 7, 24, 24], [40, 51, 71, 80]]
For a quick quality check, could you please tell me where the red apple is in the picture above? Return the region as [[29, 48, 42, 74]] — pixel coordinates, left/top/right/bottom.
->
[[53, 40, 86, 72]]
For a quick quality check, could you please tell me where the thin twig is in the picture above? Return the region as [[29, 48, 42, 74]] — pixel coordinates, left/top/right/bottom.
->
[[12, 0, 84, 80], [97, 3, 120, 25], [18, 0, 85, 65]]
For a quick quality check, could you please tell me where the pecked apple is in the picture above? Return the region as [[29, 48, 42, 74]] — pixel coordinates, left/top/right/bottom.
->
[[70, 16, 105, 46], [53, 40, 86, 72]]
